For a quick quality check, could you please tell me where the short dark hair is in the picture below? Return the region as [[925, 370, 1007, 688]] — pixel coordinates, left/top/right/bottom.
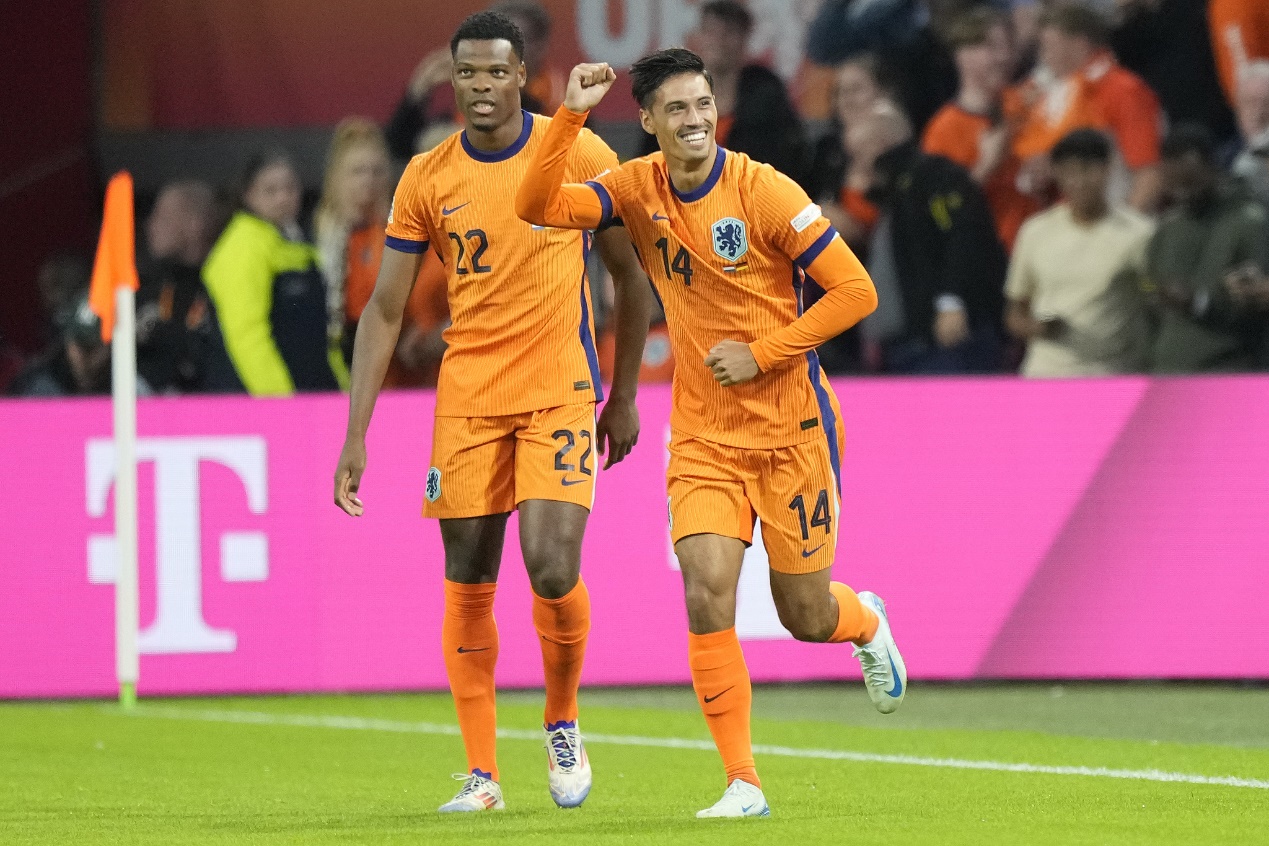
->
[[700, 0, 754, 34], [1050, 128, 1113, 165], [1040, 2, 1110, 46], [450, 11, 525, 62], [630, 48, 714, 109], [489, 1, 551, 42], [943, 7, 1009, 51], [1161, 123, 1218, 164]]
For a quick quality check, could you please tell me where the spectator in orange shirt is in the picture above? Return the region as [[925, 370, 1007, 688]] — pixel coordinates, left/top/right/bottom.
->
[[1209, 0, 1269, 107], [1008, 3, 1164, 213], [316, 118, 448, 387], [923, 7, 1040, 252], [317, 119, 391, 359]]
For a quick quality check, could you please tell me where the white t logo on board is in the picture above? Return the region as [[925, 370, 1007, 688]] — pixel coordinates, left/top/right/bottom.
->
[[85, 436, 269, 654]]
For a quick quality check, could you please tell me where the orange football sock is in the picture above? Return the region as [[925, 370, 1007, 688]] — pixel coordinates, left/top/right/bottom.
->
[[533, 578, 591, 727], [828, 582, 879, 645], [688, 628, 760, 788], [441, 580, 500, 781]]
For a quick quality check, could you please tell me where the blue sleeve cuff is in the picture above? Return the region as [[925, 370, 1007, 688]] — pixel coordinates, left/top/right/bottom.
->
[[793, 226, 838, 271], [385, 235, 429, 254], [585, 181, 614, 229]]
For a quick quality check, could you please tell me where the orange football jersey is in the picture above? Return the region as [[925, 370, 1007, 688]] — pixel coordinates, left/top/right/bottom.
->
[[385, 110, 617, 417], [589, 147, 851, 449]]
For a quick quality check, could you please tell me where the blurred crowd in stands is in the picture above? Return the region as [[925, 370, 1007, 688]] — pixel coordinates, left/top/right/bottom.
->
[[8, 0, 1269, 397]]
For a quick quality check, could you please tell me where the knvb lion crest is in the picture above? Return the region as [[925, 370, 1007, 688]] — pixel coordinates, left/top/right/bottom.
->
[[711, 217, 748, 262]]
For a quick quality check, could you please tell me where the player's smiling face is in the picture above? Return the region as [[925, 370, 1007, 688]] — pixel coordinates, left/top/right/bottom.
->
[[642, 73, 717, 166], [452, 39, 526, 133]]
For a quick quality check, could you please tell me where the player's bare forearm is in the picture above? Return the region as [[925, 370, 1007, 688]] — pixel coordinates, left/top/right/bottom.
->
[[335, 247, 422, 516], [594, 227, 651, 466], [344, 247, 422, 441], [597, 228, 653, 402], [514, 107, 606, 230], [749, 236, 878, 371]]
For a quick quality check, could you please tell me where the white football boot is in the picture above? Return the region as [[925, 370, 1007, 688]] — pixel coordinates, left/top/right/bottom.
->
[[853, 591, 908, 714], [437, 770, 505, 813], [545, 720, 592, 808], [696, 779, 770, 818]]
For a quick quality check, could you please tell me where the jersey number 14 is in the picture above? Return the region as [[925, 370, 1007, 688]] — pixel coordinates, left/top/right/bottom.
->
[[654, 237, 693, 286]]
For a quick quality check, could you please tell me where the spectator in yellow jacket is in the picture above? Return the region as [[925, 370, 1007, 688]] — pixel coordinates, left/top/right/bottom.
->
[[202, 150, 345, 395]]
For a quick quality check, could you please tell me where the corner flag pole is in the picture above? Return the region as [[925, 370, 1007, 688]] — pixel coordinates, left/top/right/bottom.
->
[[89, 172, 141, 709], [112, 283, 138, 708]]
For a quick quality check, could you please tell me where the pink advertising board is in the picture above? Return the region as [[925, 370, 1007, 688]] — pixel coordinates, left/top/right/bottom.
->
[[2, 377, 1268, 699]]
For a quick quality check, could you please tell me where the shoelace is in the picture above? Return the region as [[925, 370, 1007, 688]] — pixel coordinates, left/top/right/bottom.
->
[[449, 772, 488, 799], [854, 644, 891, 687], [547, 728, 580, 770]]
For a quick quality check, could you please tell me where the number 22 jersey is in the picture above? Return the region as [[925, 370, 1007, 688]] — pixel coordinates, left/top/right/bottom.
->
[[385, 110, 618, 417]]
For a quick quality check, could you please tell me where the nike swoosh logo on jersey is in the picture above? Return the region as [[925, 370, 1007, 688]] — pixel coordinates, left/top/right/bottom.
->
[[652, 212, 669, 221], [802, 544, 825, 558], [442, 202, 470, 216], [561, 477, 588, 487], [456, 646, 490, 654]]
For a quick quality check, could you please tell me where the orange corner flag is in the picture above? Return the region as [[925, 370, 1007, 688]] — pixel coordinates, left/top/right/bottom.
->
[[89, 171, 140, 343]]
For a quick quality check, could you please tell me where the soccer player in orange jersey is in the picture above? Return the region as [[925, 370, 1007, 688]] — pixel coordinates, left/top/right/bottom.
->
[[516, 49, 909, 818], [333, 12, 654, 814]]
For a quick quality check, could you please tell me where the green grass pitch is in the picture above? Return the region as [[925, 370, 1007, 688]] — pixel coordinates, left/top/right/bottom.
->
[[3, 683, 1267, 844]]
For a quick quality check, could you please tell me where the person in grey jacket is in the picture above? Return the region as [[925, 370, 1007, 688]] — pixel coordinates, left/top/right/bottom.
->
[[1143, 124, 1269, 372]]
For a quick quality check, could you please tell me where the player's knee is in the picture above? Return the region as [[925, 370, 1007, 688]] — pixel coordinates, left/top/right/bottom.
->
[[524, 555, 579, 600], [683, 578, 734, 629]]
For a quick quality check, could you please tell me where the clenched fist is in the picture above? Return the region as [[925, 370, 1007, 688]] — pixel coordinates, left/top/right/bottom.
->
[[564, 63, 617, 114], [705, 340, 760, 387]]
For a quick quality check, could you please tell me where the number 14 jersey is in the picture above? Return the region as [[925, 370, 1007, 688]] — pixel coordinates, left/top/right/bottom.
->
[[589, 146, 853, 449]]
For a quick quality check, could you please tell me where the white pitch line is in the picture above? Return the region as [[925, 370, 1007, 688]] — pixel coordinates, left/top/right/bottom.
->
[[112, 705, 1269, 791]]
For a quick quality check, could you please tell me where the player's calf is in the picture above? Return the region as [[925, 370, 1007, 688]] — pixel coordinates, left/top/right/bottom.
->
[[773, 594, 838, 642], [769, 570, 845, 643]]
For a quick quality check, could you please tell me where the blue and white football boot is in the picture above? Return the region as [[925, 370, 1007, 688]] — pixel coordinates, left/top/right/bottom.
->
[[854, 591, 908, 714]]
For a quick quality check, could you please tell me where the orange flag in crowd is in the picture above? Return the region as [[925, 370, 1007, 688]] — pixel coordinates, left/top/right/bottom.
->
[[89, 171, 140, 343]]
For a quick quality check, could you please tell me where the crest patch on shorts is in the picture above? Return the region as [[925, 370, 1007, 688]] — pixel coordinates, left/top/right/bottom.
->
[[711, 217, 748, 262], [425, 467, 442, 502]]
